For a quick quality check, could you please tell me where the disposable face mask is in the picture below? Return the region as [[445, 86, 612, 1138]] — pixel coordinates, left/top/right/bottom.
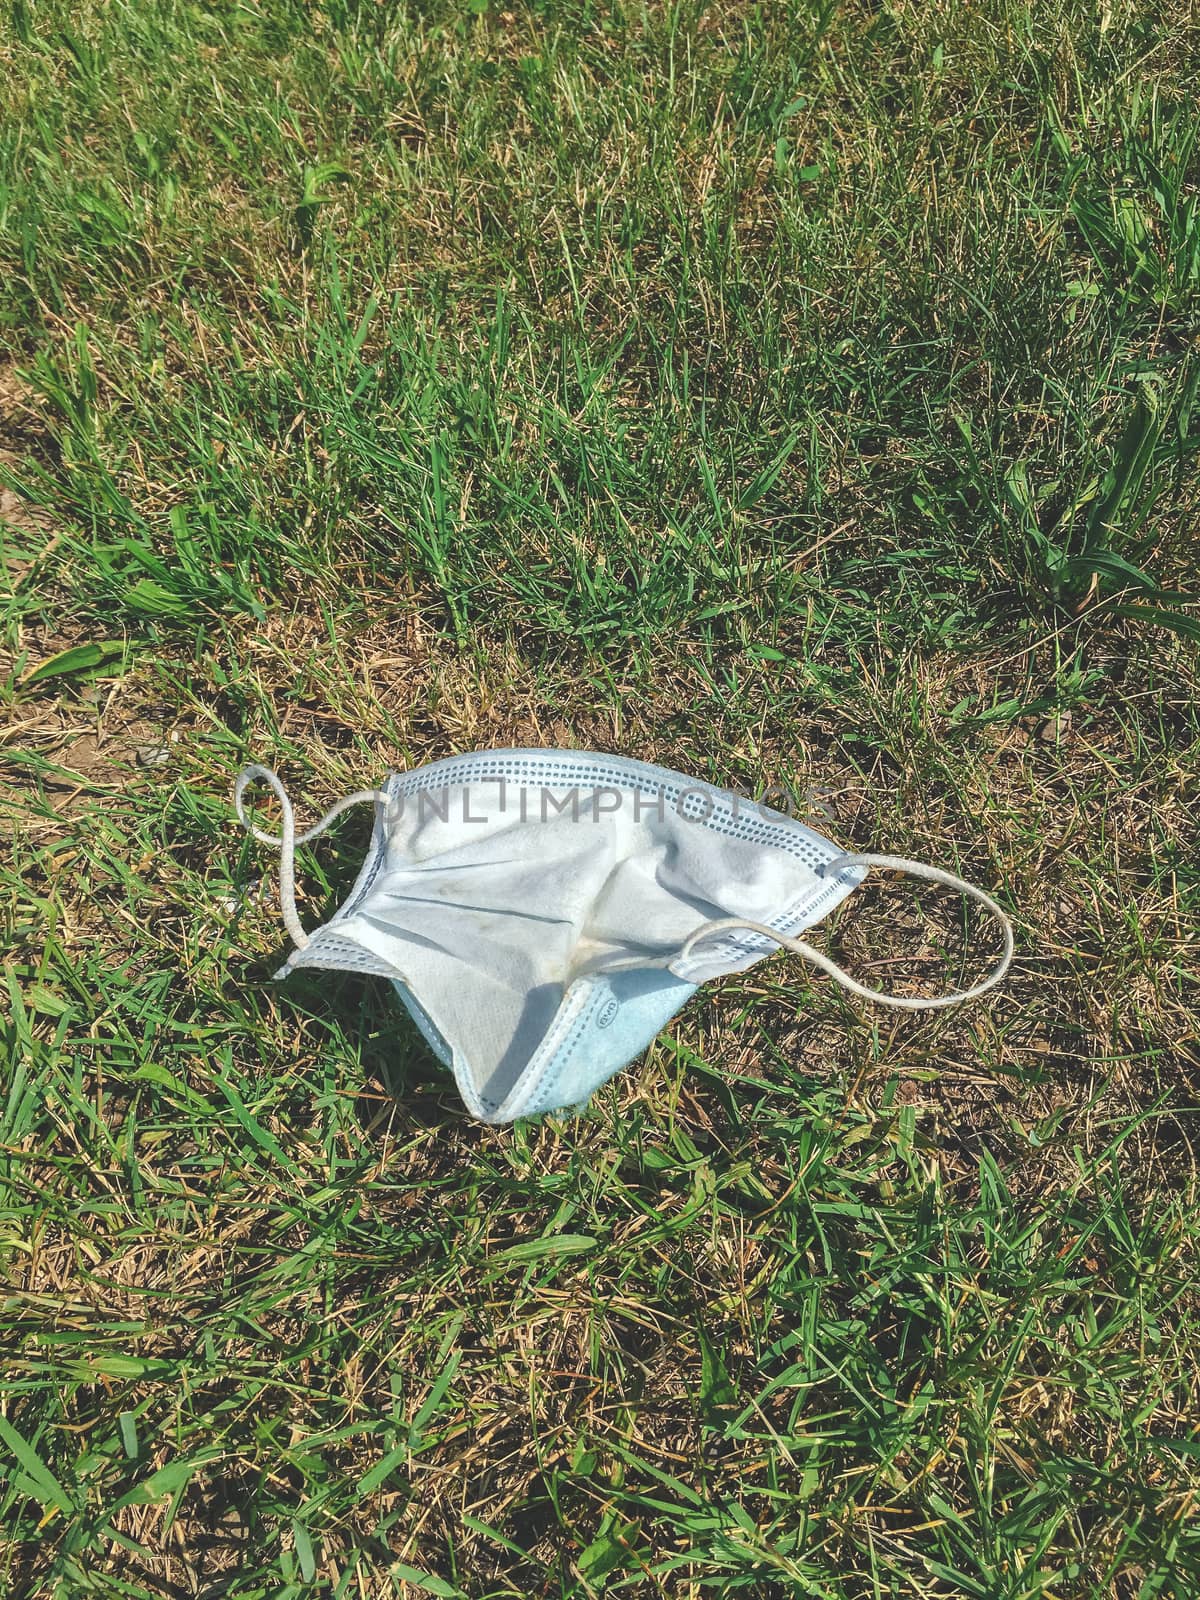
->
[[234, 751, 1012, 1124]]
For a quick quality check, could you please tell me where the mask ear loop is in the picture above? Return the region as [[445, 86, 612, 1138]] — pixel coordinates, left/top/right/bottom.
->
[[676, 853, 1014, 1011], [234, 764, 388, 952]]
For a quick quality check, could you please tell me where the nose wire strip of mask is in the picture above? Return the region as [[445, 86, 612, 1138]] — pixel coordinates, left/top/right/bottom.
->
[[678, 852, 1014, 1011], [234, 765, 388, 952]]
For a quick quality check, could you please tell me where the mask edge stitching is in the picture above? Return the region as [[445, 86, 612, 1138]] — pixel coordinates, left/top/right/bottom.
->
[[490, 978, 595, 1122], [506, 983, 599, 1121]]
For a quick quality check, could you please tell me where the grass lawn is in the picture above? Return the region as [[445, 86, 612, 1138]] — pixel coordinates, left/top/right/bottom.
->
[[2, 1, 1199, 1595]]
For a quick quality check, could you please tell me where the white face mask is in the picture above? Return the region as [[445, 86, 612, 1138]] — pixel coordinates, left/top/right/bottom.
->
[[234, 750, 1012, 1124]]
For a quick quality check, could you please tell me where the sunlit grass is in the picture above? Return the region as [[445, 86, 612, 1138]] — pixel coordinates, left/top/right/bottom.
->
[[1, 1, 1198, 1595]]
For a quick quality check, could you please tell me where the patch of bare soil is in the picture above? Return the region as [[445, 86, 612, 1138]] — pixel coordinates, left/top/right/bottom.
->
[[0, 364, 61, 670], [1, 671, 180, 811], [0, 361, 171, 798], [0, 360, 53, 540]]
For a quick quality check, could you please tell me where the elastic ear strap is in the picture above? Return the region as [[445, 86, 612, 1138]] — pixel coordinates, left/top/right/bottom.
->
[[680, 852, 1014, 1011], [234, 764, 385, 953]]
